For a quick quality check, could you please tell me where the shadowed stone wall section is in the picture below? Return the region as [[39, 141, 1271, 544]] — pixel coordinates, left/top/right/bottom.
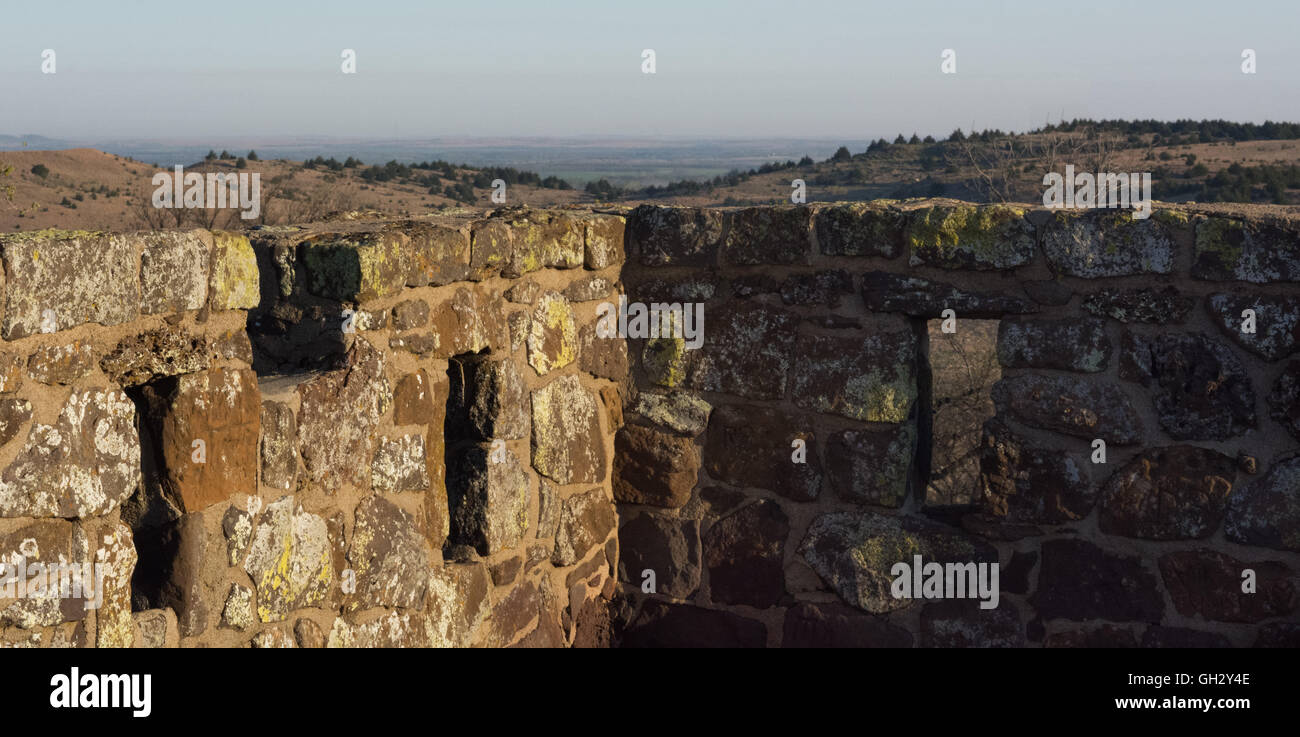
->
[[612, 200, 1300, 648]]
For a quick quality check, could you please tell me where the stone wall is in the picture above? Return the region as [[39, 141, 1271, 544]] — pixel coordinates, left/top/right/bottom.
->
[[3, 200, 1297, 648], [612, 200, 1300, 647], [0, 210, 626, 648]]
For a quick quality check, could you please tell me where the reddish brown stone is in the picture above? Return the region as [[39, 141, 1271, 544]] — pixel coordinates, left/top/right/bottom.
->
[[1099, 446, 1236, 540], [393, 370, 435, 426], [486, 580, 540, 647], [781, 601, 913, 647], [27, 342, 94, 385], [1033, 539, 1164, 622], [571, 596, 612, 648], [426, 288, 508, 358], [402, 222, 470, 287], [703, 500, 789, 608], [704, 404, 823, 502], [391, 299, 429, 330], [980, 418, 1096, 524], [347, 495, 429, 610], [578, 321, 629, 381], [1158, 549, 1295, 623], [612, 423, 700, 507], [0, 398, 32, 448], [620, 600, 766, 648], [617, 513, 700, 598], [163, 368, 260, 513]]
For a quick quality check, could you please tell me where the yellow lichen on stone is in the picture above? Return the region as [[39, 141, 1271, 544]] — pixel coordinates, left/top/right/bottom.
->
[[209, 230, 259, 310], [643, 337, 687, 387]]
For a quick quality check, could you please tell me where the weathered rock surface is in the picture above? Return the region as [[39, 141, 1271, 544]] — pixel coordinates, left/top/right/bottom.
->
[[447, 445, 530, 555], [1120, 331, 1255, 440], [781, 601, 913, 647], [979, 418, 1094, 524], [997, 317, 1110, 372], [861, 271, 1035, 316], [1193, 215, 1300, 283], [1099, 446, 1236, 540], [628, 206, 723, 267], [553, 487, 615, 567], [814, 202, 904, 258], [0, 230, 139, 338], [1041, 210, 1177, 278], [348, 495, 430, 610], [792, 330, 916, 422], [617, 513, 700, 598], [703, 500, 789, 608], [100, 328, 210, 386], [825, 425, 914, 507], [644, 301, 797, 400], [612, 423, 700, 507], [1225, 456, 1300, 552], [799, 511, 995, 614], [0, 390, 140, 519], [370, 434, 430, 492], [243, 496, 335, 622], [1158, 549, 1294, 623], [992, 374, 1142, 444], [1082, 286, 1194, 324], [1206, 293, 1300, 361], [162, 368, 260, 512], [297, 339, 391, 491], [527, 292, 579, 375], [703, 404, 823, 501], [531, 375, 606, 485]]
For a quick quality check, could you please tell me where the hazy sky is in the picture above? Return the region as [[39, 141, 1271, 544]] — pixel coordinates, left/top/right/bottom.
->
[[3, 0, 1298, 140]]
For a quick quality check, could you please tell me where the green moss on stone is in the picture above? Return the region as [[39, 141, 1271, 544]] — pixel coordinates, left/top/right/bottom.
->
[[907, 205, 1030, 267], [1195, 217, 1246, 273]]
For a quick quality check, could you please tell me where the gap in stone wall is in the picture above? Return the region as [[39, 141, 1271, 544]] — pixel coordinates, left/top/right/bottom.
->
[[122, 378, 185, 612], [923, 317, 1001, 512], [444, 349, 492, 555]]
